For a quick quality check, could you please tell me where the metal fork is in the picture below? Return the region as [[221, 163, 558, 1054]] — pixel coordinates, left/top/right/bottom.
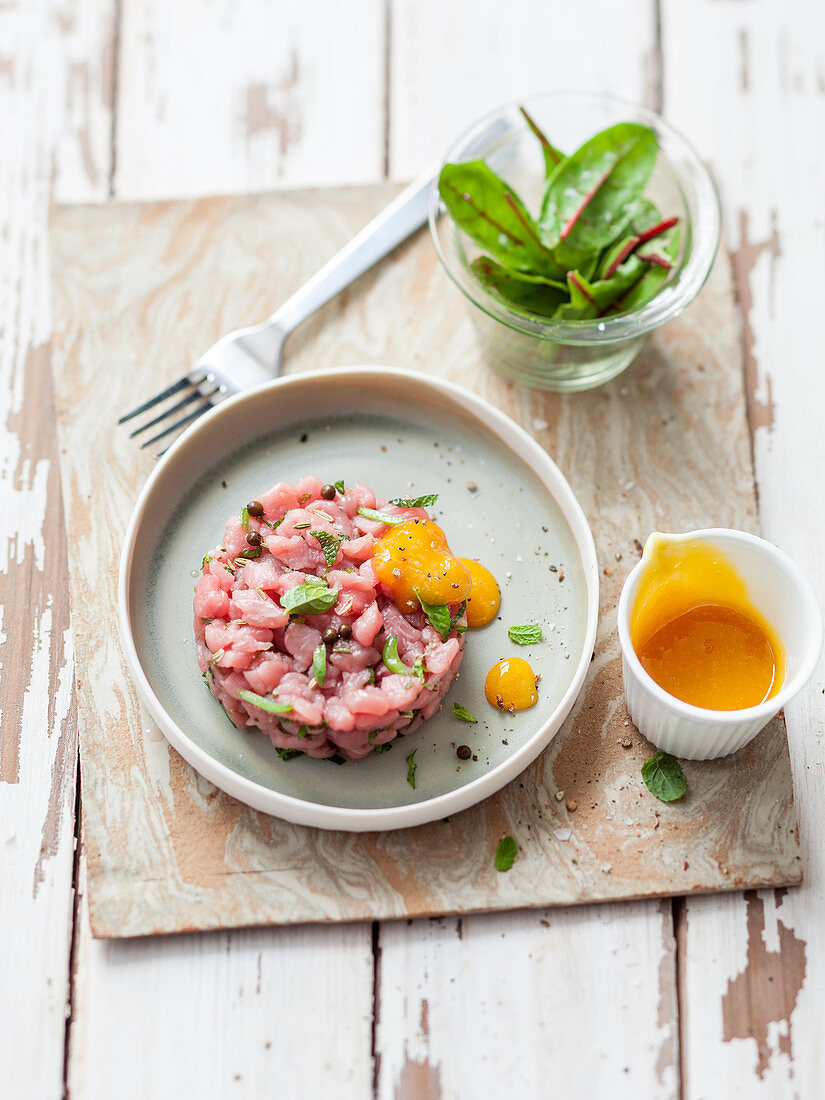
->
[[118, 169, 438, 454]]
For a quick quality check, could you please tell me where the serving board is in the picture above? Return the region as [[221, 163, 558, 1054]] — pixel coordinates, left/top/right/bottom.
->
[[49, 184, 800, 938]]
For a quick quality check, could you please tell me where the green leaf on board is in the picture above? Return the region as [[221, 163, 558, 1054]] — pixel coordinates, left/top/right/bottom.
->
[[495, 836, 518, 872], [641, 751, 687, 802]]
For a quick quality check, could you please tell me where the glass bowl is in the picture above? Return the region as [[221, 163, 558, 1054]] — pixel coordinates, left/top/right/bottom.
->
[[428, 90, 721, 392]]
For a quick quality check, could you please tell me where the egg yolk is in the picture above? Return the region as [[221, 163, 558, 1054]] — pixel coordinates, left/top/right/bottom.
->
[[460, 558, 500, 628], [485, 658, 538, 711], [373, 519, 472, 614], [631, 537, 784, 711]]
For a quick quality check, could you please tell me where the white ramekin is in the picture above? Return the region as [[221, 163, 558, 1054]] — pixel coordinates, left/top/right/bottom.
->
[[617, 529, 823, 760]]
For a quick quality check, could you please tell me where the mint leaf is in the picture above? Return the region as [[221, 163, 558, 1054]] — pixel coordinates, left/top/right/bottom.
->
[[406, 750, 417, 789], [313, 643, 327, 687], [240, 506, 250, 531], [357, 506, 406, 525], [334, 480, 345, 493], [416, 592, 451, 641], [495, 836, 517, 872], [280, 581, 338, 615], [389, 493, 439, 508], [383, 634, 413, 677], [451, 702, 477, 723], [237, 688, 293, 715], [311, 529, 343, 569], [641, 752, 686, 803], [508, 623, 543, 645]]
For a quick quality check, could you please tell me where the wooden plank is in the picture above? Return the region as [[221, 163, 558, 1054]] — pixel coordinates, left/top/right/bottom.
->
[[0, 0, 114, 1095], [68, 858, 375, 1099], [49, 184, 797, 940], [387, 0, 658, 177], [376, 904, 678, 1098], [662, 2, 825, 1095], [114, 0, 387, 199]]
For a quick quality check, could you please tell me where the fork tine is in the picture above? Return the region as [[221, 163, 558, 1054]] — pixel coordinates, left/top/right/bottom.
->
[[139, 402, 212, 449], [118, 374, 206, 425], [129, 386, 217, 437]]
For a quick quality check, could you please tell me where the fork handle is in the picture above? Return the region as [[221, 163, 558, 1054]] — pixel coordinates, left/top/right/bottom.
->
[[268, 167, 437, 335]]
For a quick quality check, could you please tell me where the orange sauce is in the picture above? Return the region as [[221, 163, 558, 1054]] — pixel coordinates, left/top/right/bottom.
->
[[631, 537, 784, 710], [485, 657, 538, 711], [373, 519, 472, 614], [460, 558, 501, 628]]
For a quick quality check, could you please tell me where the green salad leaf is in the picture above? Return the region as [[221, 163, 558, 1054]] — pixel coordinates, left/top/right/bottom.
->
[[519, 105, 565, 177], [281, 580, 338, 615], [237, 688, 293, 715], [495, 836, 517, 872], [438, 160, 564, 278], [451, 702, 478, 723], [439, 114, 679, 321], [641, 751, 687, 803]]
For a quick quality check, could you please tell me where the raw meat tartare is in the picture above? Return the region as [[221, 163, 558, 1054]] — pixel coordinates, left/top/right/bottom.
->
[[193, 476, 469, 761]]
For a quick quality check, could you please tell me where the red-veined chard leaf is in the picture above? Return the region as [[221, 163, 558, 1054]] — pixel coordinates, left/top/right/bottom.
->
[[470, 256, 567, 318], [539, 122, 658, 254], [438, 160, 564, 278]]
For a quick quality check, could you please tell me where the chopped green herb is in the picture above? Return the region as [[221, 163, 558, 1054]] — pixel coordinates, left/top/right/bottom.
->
[[450, 600, 468, 633], [237, 688, 293, 714], [641, 752, 687, 803], [508, 623, 543, 645], [357, 506, 406, 525], [202, 668, 214, 685], [495, 836, 517, 872], [239, 545, 262, 559], [312, 529, 344, 569], [451, 702, 478, 723], [389, 493, 439, 508], [382, 634, 413, 676], [281, 580, 338, 616], [240, 506, 250, 531], [333, 480, 346, 493], [296, 725, 309, 739], [298, 492, 311, 504], [201, 553, 212, 569], [368, 729, 380, 745], [367, 667, 375, 685], [373, 742, 393, 754], [406, 750, 417, 789], [328, 753, 346, 765], [411, 655, 426, 681], [264, 516, 284, 530], [313, 643, 327, 687], [276, 747, 302, 761], [416, 592, 451, 641]]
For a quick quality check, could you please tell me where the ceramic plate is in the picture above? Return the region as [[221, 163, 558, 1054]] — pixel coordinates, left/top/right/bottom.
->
[[119, 367, 598, 830]]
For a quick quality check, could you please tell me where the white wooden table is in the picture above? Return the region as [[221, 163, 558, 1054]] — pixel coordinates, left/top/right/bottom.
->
[[3, 2, 823, 1096]]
